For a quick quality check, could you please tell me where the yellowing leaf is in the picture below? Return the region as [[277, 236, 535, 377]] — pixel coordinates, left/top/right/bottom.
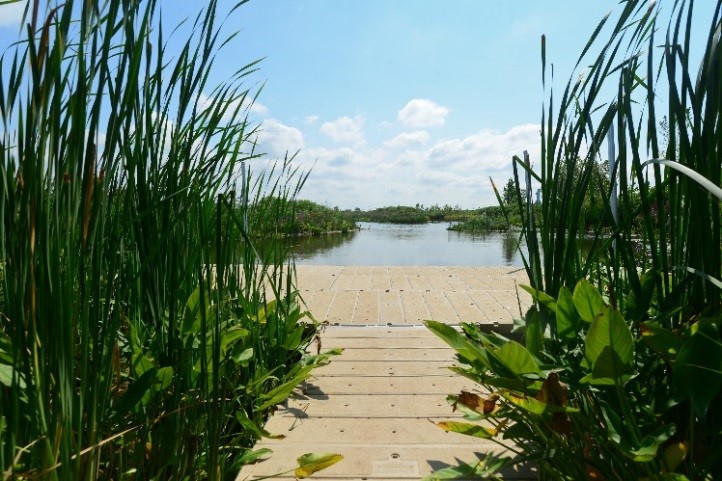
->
[[503, 392, 580, 415], [294, 452, 343, 478], [435, 420, 504, 438], [663, 441, 688, 473], [455, 391, 499, 415]]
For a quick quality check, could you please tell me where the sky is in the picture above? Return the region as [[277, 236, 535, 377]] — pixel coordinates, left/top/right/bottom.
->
[[0, 1, 711, 209]]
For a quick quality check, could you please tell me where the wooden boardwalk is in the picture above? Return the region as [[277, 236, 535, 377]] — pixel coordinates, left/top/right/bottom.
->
[[238, 266, 533, 481], [297, 266, 531, 327]]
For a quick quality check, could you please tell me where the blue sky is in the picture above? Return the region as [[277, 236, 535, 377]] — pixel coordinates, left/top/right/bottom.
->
[[0, 1, 710, 209]]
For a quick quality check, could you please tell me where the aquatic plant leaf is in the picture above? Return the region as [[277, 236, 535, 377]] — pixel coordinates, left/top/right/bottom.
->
[[524, 309, 544, 357], [625, 435, 659, 462], [435, 420, 502, 439], [114, 368, 158, 414], [235, 408, 285, 440], [573, 279, 605, 323], [494, 341, 541, 375], [152, 367, 173, 394], [421, 453, 508, 480], [556, 286, 581, 341], [182, 286, 202, 337], [503, 392, 580, 415], [641, 322, 683, 361], [673, 321, 722, 418], [258, 365, 315, 410], [233, 347, 254, 364], [520, 284, 557, 312], [221, 326, 249, 353], [238, 448, 273, 465], [584, 306, 634, 381], [663, 442, 688, 473], [425, 320, 491, 369], [624, 269, 657, 321], [294, 452, 343, 478], [454, 391, 499, 415], [0, 363, 24, 388], [535, 373, 572, 435]]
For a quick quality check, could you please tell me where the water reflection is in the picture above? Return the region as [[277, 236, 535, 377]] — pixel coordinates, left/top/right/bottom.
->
[[290, 230, 357, 260], [503, 231, 521, 264], [291, 222, 526, 266]]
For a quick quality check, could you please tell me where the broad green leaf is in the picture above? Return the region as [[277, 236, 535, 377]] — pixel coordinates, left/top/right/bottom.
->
[[114, 368, 158, 414], [233, 347, 254, 364], [625, 269, 657, 321], [222, 326, 249, 353], [673, 321, 722, 417], [502, 392, 580, 415], [258, 365, 314, 410], [585, 306, 634, 381], [0, 363, 24, 388], [625, 435, 659, 462], [152, 367, 173, 394], [425, 320, 491, 369], [556, 286, 580, 341], [421, 454, 508, 480], [573, 279, 605, 323], [238, 448, 273, 465], [663, 442, 688, 473], [295, 452, 343, 478], [524, 308, 544, 357], [494, 341, 541, 375], [642, 322, 683, 361], [0, 365, 11, 387], [436, 420, 499, 439], [182, 286, 201, 336], [235, 408, 284, 440], [0, 331, 13, 364], [520, 285, 557, 311]]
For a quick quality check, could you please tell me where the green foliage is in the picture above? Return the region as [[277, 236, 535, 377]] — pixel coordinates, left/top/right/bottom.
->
[[447, 205, 528, 233], [0, 1, 338, 479], [351, 205, 429, 224], [502, 177, 518, 205], [427, 279, 721, 479], [429, 0, 722, 479], [248, 198, 356, 237]]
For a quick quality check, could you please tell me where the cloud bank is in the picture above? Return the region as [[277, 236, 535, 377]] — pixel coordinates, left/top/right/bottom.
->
[[251, 99, 540, 209], [397, 99, 450, 128]]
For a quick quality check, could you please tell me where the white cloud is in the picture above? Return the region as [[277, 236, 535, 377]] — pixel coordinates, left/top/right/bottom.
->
[[249, 101, 269, 116], [397, 99, 450, 128], [293, 123, 540, 209], [256, 118, 304, 158], [0, 1, 26, 27], [383, 130, 429, 148], [319, 116, 366, 146], [304, 115, 319, 125], [426, 124, 540, 171]]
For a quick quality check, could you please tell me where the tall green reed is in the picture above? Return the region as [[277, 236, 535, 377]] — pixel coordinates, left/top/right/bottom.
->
[[0, 1, 326, 479], [429, 1, 722, 479]]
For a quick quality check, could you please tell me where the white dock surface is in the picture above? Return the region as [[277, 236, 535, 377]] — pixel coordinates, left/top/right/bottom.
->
[[238, 266, 533, 480]]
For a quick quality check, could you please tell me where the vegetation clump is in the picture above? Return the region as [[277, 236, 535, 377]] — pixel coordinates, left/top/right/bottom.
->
[[249, 198, 357, 237], [0, 2, 339, 479], [350, 205, 430, 224], [427, 1, 722, 479]]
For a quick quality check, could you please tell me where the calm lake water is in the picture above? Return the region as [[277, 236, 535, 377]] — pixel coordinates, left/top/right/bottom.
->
[[290, 222, 526, 266]]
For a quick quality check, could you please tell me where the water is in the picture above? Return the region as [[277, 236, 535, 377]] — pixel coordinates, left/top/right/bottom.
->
[[290, 222, 526, 266]]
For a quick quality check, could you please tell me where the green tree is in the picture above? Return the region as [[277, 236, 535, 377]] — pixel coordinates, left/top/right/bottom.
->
[[502, 177, 517, 205]]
